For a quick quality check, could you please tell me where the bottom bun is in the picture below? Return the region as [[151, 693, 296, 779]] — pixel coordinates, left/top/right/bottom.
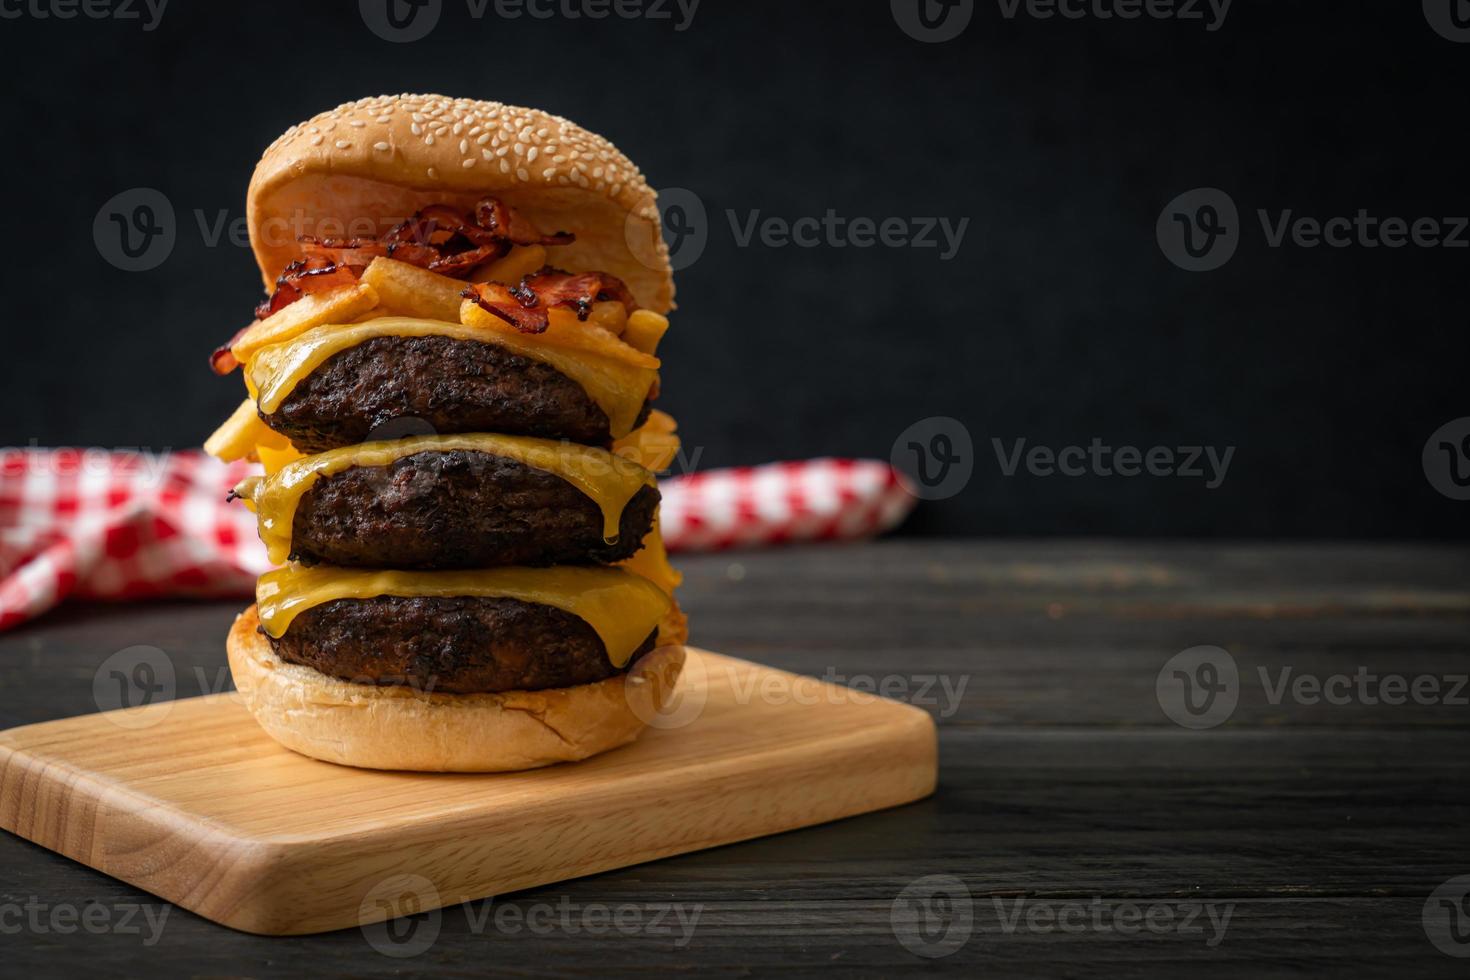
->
[[227, 604, 687, 772]]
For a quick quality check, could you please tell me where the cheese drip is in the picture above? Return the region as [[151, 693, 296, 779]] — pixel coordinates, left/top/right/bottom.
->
[[256, 564, 672, 668], [248, 316, 658, 438], [619, 518, 683, 596], [245, 434, 654, 566]]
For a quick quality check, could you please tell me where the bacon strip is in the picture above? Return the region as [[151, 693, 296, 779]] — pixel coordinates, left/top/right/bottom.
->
[[461, 281, 546, 332], [410, 205, 500, 247], [218, 198, 590, 371], [208, 322, 252, 375], [299, 236, 389, 268], [463, 268, 638, 333], [254, 257, 360, 320], [475, 199, 575, 247], [428, 244, 507, 276], [520, 268, 637, 318], [258, 198, 573, 321]]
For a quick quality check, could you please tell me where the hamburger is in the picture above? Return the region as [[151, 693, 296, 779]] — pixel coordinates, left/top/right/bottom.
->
[[204, 94, 688, 772]]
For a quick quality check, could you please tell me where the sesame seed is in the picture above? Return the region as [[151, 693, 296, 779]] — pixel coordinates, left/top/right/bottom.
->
[[270, 95, 663, 279]]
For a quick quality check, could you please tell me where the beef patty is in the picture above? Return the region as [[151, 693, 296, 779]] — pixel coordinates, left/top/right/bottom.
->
[[268, 595, 653, 694], [261, 335, 650, 453], [288, 450, 659, 569]]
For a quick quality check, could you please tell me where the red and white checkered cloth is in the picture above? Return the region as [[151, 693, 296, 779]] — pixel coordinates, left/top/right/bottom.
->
[[0, 449, 914, 631], [659, 458, 916, 551]]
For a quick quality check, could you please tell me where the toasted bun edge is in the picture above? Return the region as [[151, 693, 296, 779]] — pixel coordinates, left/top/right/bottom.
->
[[227, 603, 687, 772], [247, 94, 674, 313]]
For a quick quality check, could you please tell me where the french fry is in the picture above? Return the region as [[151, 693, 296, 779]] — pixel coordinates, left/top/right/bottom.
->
[[361, 257, 465, 322], [622, 310, 670, 355], [460, 298, 661, 370], [586, 300, 628, 336], [204, 398, 291, 462], [613, 410, 679, 472], [476, 244, 546, 284], [230, 283, 379, 364]]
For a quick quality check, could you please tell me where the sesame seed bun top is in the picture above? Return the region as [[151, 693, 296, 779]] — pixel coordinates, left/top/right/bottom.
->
[[247, 94, 674, 313]]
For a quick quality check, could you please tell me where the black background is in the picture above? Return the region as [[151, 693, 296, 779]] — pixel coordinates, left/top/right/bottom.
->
[[1, 0, 1466, 537]]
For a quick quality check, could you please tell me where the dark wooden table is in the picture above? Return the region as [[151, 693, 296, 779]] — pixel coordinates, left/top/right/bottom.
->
[[2, 541, 1468, 977]]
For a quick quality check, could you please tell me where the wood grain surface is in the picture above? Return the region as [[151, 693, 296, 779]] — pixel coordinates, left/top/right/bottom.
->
[[0, 649, 936, 935], [0, 541, 1467, 976]]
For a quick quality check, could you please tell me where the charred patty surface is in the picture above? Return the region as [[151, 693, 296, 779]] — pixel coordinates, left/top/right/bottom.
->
[[268, 595, 654, 694], [262, 335, 649, 452], [289, 450, 659, 569]]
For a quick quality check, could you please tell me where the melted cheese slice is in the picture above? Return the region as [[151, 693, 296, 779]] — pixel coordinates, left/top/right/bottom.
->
[[612, 410, 680, 473], [619, 518, 683, 596], [246, 434, 654, 565], [256, 564, 671, 668], [257, 442, 307, 476], [247, 316, 659, 439]]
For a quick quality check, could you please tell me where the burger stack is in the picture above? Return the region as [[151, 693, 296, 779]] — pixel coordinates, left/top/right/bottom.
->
[[203, 95, 688, 772]]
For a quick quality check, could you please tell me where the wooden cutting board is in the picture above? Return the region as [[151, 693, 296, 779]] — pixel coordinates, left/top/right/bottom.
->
[[0, 648, 936, 936]]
